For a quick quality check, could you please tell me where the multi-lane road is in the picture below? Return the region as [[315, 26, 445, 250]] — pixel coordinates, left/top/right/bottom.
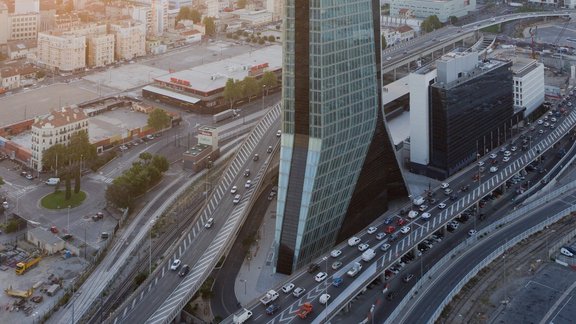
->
[[109, 104, 281, 323], [228, 94, 576, 323]]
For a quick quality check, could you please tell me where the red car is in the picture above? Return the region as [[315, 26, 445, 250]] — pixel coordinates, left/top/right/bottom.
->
[[396, 218, 407, 226], [385, 225, 396, 234], [50, 226, 58, 234]]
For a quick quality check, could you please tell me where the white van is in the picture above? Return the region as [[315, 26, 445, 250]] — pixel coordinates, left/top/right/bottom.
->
[[412, 196, 425, 206], [205, 218, 214, 229], [45, 178, 60, 185], [561, 247, 574, 257]]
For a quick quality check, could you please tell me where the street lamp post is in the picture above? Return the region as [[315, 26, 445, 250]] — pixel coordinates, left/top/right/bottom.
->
[[67, 205, 71, 233]]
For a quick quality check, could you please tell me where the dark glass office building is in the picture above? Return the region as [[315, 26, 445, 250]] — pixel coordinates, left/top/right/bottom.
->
[[429, 58, 514, 177], [274, 0, 407, 274]]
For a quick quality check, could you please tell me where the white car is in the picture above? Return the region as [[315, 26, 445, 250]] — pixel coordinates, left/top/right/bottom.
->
[[330, 249, 342, 258], [348, 237, 361, 246], [380, 243, 391, 252], [440, 182, 450, 189], [421, 212, 431, 220], [376, 233, 386, 240], [437, 202, 447, 209], [490, 166, 498, 173], [418, 204, 428, 212], [400, 226, 411, 234], [276, 130, 282, 137], [2, 201, 8, 209], [230, 186, 238, 194], [170, 259, 181, 271], [408, 210, 419, 219], [367, 226, 377, 234], [319, 293, 331, 304], [282, 283, 295, 294], [477, 161, 485, 167], [245, 180, 252, 188], [503, 156, 511, 162], [358, 243, 369, 252], [537, 119, 544, 125], [315, 272, 328, 282], [511, 146, 517, 152], [444, 188, 453, 195], [503, 151, 511, 157], [233, 194, 241, 204], [468, 229, 478, 236], [489, 153, 497, 159]]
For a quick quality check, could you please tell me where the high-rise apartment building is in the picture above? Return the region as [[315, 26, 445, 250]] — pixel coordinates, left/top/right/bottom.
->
[[37, 31, 86, 72], [274, 0, 407, 274], [87, 34, 115, 67], [109, 21, 146, 60]]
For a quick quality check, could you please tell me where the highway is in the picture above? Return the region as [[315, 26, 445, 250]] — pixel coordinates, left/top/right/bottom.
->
[[225, 92, 576, 323], [108, 104, 281, 323]]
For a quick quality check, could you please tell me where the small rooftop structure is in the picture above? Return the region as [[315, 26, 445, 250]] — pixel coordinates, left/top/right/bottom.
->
[[33, 106, 88, 129]]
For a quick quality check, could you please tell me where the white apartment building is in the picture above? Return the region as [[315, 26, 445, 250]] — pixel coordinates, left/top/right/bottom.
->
[[109, 21, 146, 61], [37, 31, 86, 72], [409, 65, 437, 166], [266, 0, 283, 21], [31, 107, 89, 172], [206, 0, 219, 18], [0, 3, 9, 45], [512, 58, 545, 116], [10, 13, 39, 41], [151, 0, 168, 36], [390, 0, 476, 23], [87, 34, 115, 67]]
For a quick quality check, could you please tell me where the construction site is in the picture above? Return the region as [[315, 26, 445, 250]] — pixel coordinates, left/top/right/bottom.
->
[[0, 238, 88, 322]]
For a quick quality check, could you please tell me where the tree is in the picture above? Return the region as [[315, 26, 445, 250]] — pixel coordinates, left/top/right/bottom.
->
[[267, 35, 275, 42], [381, 35, 387, 49], [36, 71, 46, 79], [203, 17, 216, 36], [237, 0, 247, 9], [421, 15, 442, 33], [139, 152, 153, 164], [151, 155, 169, 173], [190, 9, 202, 24], [42, 144, 68, 174], [176, 7, 191, 22], [68, 130, 96, 193], [241, 77, 259, 102], [448, 16, 458, 25], [260, 71, 278, 96], [147, 108, 171, 132], [0, 176, 4, 186], [223, 78, 241, 108]]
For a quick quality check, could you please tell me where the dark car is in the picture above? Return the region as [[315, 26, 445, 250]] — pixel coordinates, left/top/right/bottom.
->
[[266, 304, 279, 315], [386, 292, 396, 301], [308, 263, 320, 274], [403, 274, 414, 283], [179, 265, 191, 277], [384, 216, 394, 224]]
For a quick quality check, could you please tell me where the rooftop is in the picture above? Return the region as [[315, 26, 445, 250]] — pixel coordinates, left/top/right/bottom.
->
[[33, 106, 88, 129], [153, 44, 282, 93], [183, 143, 210, 157], [434, 58, 509, 90], [29, 227, 63, 246], [511, 57, 541, 78]]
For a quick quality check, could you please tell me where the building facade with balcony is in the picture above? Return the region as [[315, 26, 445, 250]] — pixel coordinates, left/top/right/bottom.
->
[[37, 31, 86, 72], [31, 107, 89, 171]]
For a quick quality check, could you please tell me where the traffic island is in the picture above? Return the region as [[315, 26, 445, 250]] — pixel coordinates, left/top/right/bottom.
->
[[40, 191, 87, 209]]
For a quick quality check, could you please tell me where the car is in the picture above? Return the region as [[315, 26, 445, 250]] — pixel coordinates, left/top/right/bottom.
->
[[233, 194, 241, 204], [293, 287, 306, 297], [539, 129, 544, 134], [282, 283, 295, 293], [551, 117, 557, 122], [511, 146, 517, 152], [408, 210, 419, 219], [308, 263, 320, 273], [397, 218, 406, 226], [267, 146, 273, 153], [315, 272, 328, 282], [26, 173, 33, 180], [330, 249, 342, 258], [503, 156, 511, 162], [444, 188, 453, 195], [179, 265, 190, 277], [230, 186, 238, 194], [544, 122, 550, 127], [468, 229, 478, 236], [92, 212, 104, 221], [253, 154, 259, 161], [244, 169, 250, 177], [367, 226, 377, 234], [385, 226, 396, 234], [386, 292, 396, 301], [490, 166, 498, 173], [266, 304, 280, 315], [245, 180, 252, 188], [477, 161, 485, 167], [2, 201, 9, 209], [332, 261, 343, 270], [146, 134, 155, 140], [380, 243, 391, 252], [504, 151, 511, 157], [170, 259, 182, 270], [332, 277, 344, 287], [119, 144, 128, 151], [537, 119, 544, 125], [100, 232, 109, 239], [440, 182, 450, 189], [438, 202, 447, 209], [319, 293, 331, 304], [276, 130, 282, 137], [403, 274, 414, 282], [384, 216, 394, 224], [358, 243, 370, 252], [204, 218, 214, 228], [418, 204, 428, 212], [421, 212, 431, 220], [20, 171, 28, 177], [348, 236, 361, 246], [489, 153, 497, 159], [376, 232, 387, 240], [400, 226, 410, 234], [387, 56, 392, 61]]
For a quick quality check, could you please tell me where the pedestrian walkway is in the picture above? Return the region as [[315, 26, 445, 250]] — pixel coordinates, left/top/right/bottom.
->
[[234, 201, 287, 306]]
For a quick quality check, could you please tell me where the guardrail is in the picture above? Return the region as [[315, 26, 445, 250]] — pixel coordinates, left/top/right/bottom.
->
[[386, 179, 576, 324]]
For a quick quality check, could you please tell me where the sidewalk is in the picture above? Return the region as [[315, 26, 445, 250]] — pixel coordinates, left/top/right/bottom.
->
[[234, 200, 287, 306]]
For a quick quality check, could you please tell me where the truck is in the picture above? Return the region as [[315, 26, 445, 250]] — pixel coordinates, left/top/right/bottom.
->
[[213, 109, 236, 123], [297, 303, 313, 319], [233, 308, 253, 324], [362, 248, 376, 262], [259, 289, 279, 306], [347, 262, 363, 277], [15, 257, 41, 275], [5, 286, 33, 298], [412, 196, 425, 206]]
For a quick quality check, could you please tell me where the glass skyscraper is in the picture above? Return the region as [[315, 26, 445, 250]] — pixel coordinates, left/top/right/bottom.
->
[[274, 0, 406, 274]]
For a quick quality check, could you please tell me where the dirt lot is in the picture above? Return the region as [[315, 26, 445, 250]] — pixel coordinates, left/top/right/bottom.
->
[[0, 239, 88, 323], [440, 216, 576, 323]]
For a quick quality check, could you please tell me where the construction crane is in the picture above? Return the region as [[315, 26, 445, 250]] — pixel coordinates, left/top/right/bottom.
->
[[529, 26, 537, 59], [552, 17, 571, 52]]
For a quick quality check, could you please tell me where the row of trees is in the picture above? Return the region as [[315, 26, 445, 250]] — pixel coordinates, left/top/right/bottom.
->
[[421, 15, 444, 33], [42, 131, 97, 200], [105, 153, 169, 209], [226, 32, 276, 44], [176, 7, 216, 36], [222, 71, 278, 109]]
